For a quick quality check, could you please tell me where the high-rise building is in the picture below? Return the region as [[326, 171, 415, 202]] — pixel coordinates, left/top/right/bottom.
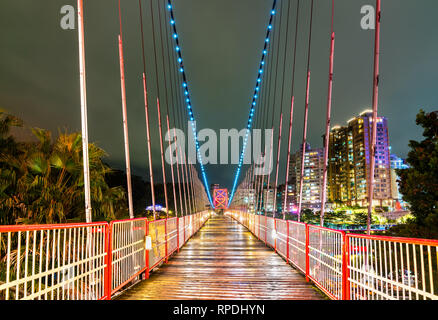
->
[[390, 154, 409, 210], [328, 110, 392, 208], [288, 143, 325, 210], [279, 184, 298, 213], [233, 188, 256, 212], [263, 189, 275, 213], [390, 154, 409, 170]]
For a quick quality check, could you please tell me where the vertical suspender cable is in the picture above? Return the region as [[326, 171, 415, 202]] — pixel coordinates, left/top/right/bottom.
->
[[229, 0, 277, 207], [320, 0, 335, 226], [77, 0, 92, 222], [150, 0, 169, 219], [255, 4, 278, 215], [118, 0, 135, 219], [157, 0, 177, 218], [264, 0, 284, 217], [171, 38, 189, 216], [368, 0, 382, 235], [138, 0, 157, 219], [167, 0, 214, 208], [297, 0, 315, 221], [272, 0, 293, 219], [164, 2, 185, 217], [283, 0, 301, 220], [178, 84, 194, 215]]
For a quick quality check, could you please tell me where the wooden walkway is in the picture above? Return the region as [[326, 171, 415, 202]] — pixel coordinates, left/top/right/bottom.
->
[[118, 214, 325, 300]]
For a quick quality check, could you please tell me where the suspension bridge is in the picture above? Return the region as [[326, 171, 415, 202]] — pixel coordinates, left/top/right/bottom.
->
[[1, 0, 438, 301]]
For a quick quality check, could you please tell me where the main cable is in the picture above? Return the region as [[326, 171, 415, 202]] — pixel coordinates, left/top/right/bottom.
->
[[228, 0, 278, 207]]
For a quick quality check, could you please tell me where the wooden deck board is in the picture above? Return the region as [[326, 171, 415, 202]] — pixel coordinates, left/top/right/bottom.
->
[[118, 214, 325, 300]]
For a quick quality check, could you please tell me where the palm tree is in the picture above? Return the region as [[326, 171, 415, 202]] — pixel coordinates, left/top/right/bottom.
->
[[0, 111, 127, 224]]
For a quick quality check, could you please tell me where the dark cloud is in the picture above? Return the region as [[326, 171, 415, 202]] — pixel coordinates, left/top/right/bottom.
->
[[1, 0, 437, 190]]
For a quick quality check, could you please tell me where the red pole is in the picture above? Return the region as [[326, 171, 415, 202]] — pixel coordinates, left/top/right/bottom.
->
[[77, 0, 92, 223], [321, 0, 335, 226], [165, 218, 168, 263], [286, 220, 290, 263], [173, 128, 185, 217], [117, 1, 134, 220], [367, 0, 381, 235], [177, 217, 180, 253], [283, 97, 294, 219], [104, 224, 112, 299], [142, 74, 157, 219], [167, 115, 178, 219], [157, 98, 169, 220], [298, 0, 314, 221], [342, 234, 350, 300], [305, 224, 310, 282], [283, 0, 300, 221], [272, 112, 283, 220], [145, 221, 150, 279], [274, 218, 277, 252], [118, 35, 134, 219]]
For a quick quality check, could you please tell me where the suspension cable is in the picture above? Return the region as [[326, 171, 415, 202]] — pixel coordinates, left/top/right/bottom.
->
[[156, 0, 178, 219], [320, 0, 335, 226], [117, 0, 135, 219], [272, 0, 293, 219], [150, 0, 170, 219], [167, 0, 215, 208], [162, 0, 184, 218], [297, 0, 315, 220], [262, 0, 284, 217], [138, 0, 158, 219], [282, 0, 301, 220], [228, 0, 278, 207]]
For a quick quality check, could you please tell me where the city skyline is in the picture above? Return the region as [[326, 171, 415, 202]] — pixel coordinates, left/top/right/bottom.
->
[[2, 1, 438, 189]]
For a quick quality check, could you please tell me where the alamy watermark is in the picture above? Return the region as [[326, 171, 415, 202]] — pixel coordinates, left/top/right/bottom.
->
[[60, 5, 75, 30], [61, 4, 377, 30], [165, 122, 273, 176], [361, 5, 376, 30]]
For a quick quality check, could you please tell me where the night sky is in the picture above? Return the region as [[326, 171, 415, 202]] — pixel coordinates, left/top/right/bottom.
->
[[1, 0, 438, 190]]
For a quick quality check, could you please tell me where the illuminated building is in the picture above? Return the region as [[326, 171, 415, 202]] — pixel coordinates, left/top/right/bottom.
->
[[288, 143, 325, 210], [328, 110, 392, 208], [390, 154, 409, 210], [233, 188, 256, 212]]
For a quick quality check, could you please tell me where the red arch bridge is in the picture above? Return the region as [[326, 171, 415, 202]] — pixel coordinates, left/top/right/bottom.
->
[[0, 211, 437, 300]]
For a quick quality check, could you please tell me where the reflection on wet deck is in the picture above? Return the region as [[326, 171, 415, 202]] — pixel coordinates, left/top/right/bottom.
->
[[118, 214, 325, 300]]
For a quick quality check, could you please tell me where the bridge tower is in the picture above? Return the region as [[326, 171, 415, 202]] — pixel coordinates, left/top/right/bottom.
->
[[213, 188, 229, 210]]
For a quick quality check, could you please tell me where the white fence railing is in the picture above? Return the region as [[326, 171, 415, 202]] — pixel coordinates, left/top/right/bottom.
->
[[226, 211, 438, 300], [0, 211, 211, 300]]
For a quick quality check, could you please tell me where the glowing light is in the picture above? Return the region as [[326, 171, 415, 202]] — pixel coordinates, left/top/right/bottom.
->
[[167, 0, 214, 208], [228, 0, 277, 207]]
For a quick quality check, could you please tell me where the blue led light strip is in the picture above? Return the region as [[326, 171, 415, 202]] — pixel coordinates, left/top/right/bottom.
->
[[228, 0, 278, 207], [167, 0, 214, 208]]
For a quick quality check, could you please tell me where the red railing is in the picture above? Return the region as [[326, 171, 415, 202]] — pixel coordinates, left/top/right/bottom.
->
[[0, 211, 211, 300], [227, 211, 438, 300]]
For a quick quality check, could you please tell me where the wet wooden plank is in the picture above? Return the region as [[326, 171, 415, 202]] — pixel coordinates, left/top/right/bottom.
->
[[118, 214, 325, 300]]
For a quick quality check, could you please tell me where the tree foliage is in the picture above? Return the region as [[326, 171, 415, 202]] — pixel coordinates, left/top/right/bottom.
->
[[396, 110, 438, 238], [0, 111, 127, 224]]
